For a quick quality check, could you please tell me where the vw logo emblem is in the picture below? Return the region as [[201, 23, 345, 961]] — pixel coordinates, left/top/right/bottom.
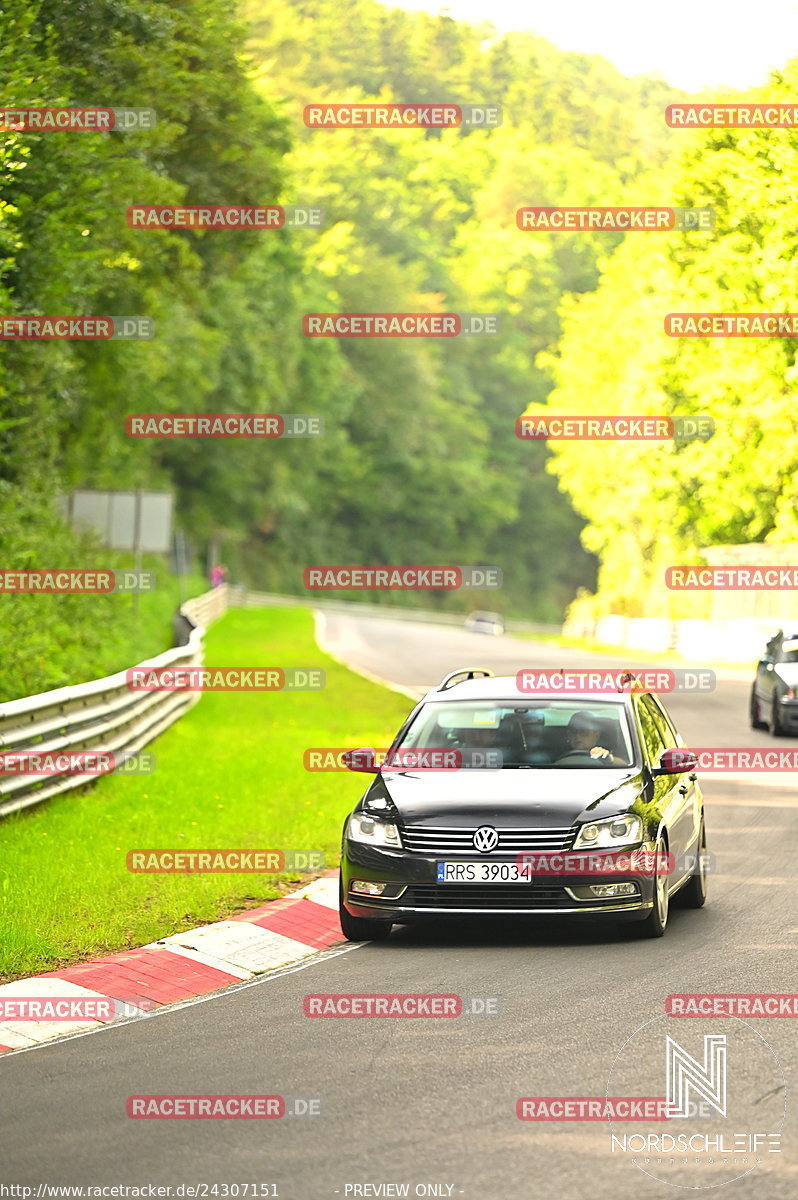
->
[[473, 825, 499, 853]]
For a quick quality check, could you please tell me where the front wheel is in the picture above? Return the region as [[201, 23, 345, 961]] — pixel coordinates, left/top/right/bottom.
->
[[339, 878, 392, 942], [637, 838, 669, 938]]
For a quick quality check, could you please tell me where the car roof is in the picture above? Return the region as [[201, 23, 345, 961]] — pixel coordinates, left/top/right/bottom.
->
[[419, 673, 633, 706]]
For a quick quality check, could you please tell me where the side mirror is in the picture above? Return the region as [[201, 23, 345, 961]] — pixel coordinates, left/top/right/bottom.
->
[[341, 747, 378, 773], [653, 747, 698, 776]]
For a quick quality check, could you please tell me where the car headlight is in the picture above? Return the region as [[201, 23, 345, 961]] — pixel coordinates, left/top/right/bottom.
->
[[572, 815, 643, 849], [347, 814, 403, 848]]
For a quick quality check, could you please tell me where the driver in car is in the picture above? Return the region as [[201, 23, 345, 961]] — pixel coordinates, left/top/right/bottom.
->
[[557, 712, 626, 765]]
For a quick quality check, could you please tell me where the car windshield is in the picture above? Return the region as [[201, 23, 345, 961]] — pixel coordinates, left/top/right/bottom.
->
[[395, 700, 636, 768]]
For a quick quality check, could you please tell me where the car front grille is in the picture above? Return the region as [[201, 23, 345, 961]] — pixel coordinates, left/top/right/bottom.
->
[[401, 824, 576, 855], [404, 884, 572, 909]]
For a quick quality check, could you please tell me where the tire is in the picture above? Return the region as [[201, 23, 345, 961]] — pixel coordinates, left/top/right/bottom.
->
[[750, 687, 768, 730], [675, 816, 708, 909], [770, 696, 785, 737], [637, 837, 669, 938], [339, 878, 392, 942]]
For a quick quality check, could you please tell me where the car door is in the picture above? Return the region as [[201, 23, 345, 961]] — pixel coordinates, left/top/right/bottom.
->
[[634, 694, 693, 888], [647, 695, 700, 880]]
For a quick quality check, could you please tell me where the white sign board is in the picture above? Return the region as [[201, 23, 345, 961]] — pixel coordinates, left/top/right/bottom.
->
[[65, 490, 173, 552]]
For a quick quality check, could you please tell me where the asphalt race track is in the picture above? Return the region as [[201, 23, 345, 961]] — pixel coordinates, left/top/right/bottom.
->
[[2, 615, 796, 1200]]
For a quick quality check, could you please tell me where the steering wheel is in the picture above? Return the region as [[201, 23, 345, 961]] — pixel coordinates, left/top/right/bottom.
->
[[554, 750, 598, 763]]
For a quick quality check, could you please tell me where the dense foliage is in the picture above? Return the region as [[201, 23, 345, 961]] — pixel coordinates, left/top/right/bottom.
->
[[6, 0, 782, 694], [536, 61, 798, 618]]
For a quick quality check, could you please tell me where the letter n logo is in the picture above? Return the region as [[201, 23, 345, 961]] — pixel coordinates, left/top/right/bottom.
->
[[666, 1034, 727, 1118]]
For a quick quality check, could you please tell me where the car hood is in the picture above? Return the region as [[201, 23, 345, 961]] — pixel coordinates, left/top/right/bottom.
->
[[774, 664, 798, 687], [374, 767, 643, 827]]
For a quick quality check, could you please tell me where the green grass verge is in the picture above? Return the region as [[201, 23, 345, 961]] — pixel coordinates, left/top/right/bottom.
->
[[0, 607, 411, 982]]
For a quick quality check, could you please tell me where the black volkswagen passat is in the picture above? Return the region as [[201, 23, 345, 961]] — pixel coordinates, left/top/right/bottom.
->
[[339, 669, 708, 941]]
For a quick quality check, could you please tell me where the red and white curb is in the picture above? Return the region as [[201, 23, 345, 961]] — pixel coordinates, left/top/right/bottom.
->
[[0, 872, 342, 1054]]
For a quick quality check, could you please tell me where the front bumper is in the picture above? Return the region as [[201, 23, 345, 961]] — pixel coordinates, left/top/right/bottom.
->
[[342, 841, 656, 923]]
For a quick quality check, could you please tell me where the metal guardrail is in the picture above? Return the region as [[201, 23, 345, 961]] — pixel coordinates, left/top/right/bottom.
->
[[181, 583, 231, 629], [0, 585, 230, 818]]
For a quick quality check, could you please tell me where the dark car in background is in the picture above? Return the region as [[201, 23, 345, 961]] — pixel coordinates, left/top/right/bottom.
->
[[339, 668, 707, 943], [750, 630, 798, 735]]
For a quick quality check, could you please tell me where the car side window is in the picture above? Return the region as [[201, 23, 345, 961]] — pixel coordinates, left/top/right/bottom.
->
[[636, 695, 667, 766]]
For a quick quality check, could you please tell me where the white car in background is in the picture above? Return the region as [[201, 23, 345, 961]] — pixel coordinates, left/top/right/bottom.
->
[[465, 611, 505, 636]]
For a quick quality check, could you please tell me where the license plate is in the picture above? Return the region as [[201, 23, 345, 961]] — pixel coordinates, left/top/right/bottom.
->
[[436, 862, 531, 884]]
